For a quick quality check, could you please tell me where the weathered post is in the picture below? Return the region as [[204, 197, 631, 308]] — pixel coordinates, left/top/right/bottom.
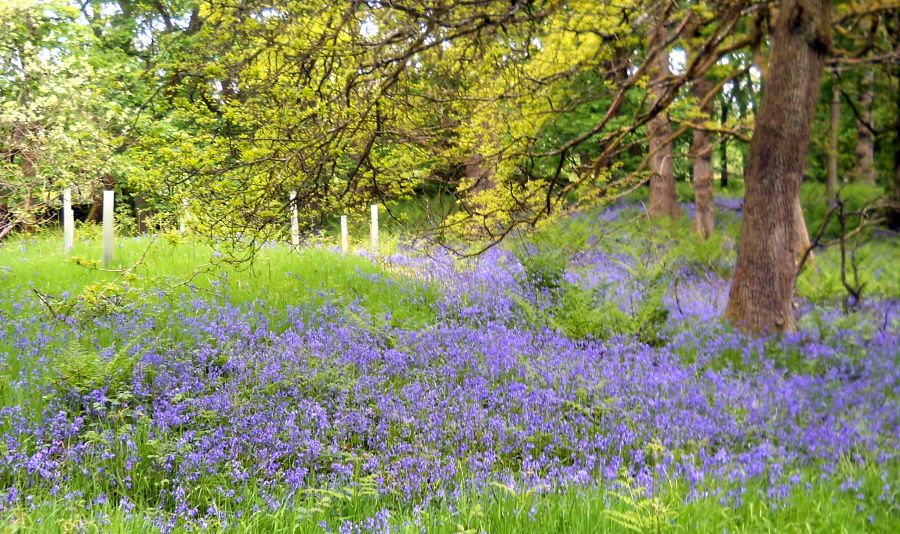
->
[[370, 204, 378, 253], [340, 215, 349, 254], [290, 191, 300, 247], [63, 188, 74, 253], [102, 190, 114, 267]]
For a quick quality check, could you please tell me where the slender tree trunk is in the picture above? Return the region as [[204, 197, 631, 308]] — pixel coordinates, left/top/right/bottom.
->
[[11, 17, 38, 234], [591, 46, 634, 177], [892, 67, 900, 227], [854, 68, 877, 184], [0, 199, 12, 240], [720, 96, 730, 188], [826, 77, 840, 202], [86, 190, 103, 223], [793, 194, 813, 262], [725, 0, 832, 334], [464, 121, 498, 194], [463, 153, 495, 193], [691, 76, 715, 238], [12, 121, 38, 233], [0, 199, 8, 231], [134, 194, 149, 234], [21, 186, 36, 234], [87, 174, 116, 223], [734, 75, 751, 183], [646, 15, 681, 218]]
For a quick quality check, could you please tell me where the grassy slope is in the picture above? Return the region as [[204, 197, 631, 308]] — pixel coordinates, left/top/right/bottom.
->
[[1, 188, 897, 532], [0, 234, 437, 327]]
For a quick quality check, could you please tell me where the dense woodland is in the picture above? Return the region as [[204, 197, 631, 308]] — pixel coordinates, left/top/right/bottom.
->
[[0, 1, 899, 531]]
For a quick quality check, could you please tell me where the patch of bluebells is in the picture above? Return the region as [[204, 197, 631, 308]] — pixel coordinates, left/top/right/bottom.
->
[[0, 218, 897, 530]]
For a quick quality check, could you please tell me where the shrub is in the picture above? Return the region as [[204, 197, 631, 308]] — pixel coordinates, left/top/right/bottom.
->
[[801, 182, 884, 240], [514, 217, 594, 290], [53, 339, 137, 397]]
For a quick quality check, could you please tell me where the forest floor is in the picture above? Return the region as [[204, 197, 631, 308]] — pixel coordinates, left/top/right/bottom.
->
[[0, 189, 898, 533]]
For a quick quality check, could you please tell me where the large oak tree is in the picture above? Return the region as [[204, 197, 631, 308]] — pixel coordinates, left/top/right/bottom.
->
[[725, 0, 832, 333]]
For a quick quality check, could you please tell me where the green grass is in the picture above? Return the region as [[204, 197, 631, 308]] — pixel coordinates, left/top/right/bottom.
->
[[1, 460, 895, 533], [0, 232, 440, 427], [0, 232, 438, 328]]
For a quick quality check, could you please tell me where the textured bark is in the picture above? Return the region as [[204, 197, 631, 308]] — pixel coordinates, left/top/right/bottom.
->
[[691, 76, 715, 238], [854, 68, 877, 184], [646, 16, 681, 218], [87, 175, 116, 223], [893, 68, 900, 227], [735, 79, 750, 182], [826, 79, 840, 202], [86, 191, 103, 223], [720, 96, 729, 188], [725, 0, 831, 334]]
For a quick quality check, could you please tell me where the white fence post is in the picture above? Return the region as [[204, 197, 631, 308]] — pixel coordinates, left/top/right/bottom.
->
[[290, 191, 300, 247], [102, 190, 114, 267], [63, 188, 74, 253], [340, 215, 349, 254], [179, 198, 189, 234], [370, 204, 378, 253]]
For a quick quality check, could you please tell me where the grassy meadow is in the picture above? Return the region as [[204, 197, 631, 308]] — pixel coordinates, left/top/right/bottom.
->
[[0, 189, 898, 533]]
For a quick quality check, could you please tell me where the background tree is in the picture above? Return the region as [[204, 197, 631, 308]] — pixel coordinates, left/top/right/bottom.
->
[[1, 0, 894, 337], [0, 0, 130, 239], [826, 71, 841, 202], [646, 7, 681, 219], [689, 71, 715, 237]]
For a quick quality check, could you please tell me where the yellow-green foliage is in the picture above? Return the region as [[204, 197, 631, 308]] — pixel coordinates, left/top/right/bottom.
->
[[53, 339, 137, 396]]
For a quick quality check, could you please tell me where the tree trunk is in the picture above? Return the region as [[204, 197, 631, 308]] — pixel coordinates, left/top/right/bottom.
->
[[646, 15, 681, 218], [86, 190, 103, 223], [826, 77, 840, 202], [720, 95, 730, 189], [463, 153, 496, 193], [854, 68, 877, 184], [691, 76, 715, 238], [725, 0, 831, 334], [464, 120, 498, 194], [12, 121, 38, 233], [87, 175, 116, 223], [793, 194, 813, 263], [735, 75, 751, 182], [892, 65, 900, 228], [591, 46, 634, 177], [0, 197, 11, 242], [134, 194, 149, 234]]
